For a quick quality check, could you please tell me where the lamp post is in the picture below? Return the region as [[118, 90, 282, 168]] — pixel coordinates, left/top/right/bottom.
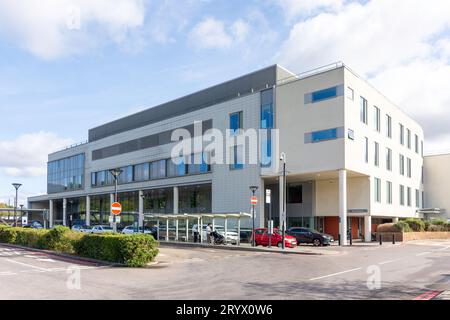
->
[[249, 185, 259, 247], [109, 168, 123, 233], [12, 183, 22, 227], [140, 193, 146, 233], [280, 152, 287, 250], [19, 204, 24, 226]]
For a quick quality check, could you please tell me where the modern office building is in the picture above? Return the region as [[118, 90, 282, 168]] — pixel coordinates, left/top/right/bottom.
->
[[28, 62, 425, 243]]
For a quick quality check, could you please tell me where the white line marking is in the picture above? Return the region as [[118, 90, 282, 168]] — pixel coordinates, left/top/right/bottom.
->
[[309, 267, 362, 281], [432, 246, 450, 252], [5, 258, 49, 271], [378, 259, 398, 265], [416, 251, 431, 256]]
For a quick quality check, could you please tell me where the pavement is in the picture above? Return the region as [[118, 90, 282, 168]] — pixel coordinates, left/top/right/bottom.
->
[[0, 239, 449, 299]]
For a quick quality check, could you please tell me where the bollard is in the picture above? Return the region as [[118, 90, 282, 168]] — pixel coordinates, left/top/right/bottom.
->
[[338, 234, 341, 246], [349, 233, 352, 246], [392, 234, 395, 245], [379, 234, 382, 245]]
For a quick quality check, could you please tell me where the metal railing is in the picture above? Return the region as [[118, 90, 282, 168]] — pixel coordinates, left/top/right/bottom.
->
[[53, 140, 89, 153]]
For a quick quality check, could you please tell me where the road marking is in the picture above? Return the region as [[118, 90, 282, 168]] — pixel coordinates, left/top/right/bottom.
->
[[4, 258, 49, 271], [413, 290, 443, 300], [309, 267, 362, 281], [432, 246, 450, 252], [378, 259, 398, 265], [416, 251, 431, 256]]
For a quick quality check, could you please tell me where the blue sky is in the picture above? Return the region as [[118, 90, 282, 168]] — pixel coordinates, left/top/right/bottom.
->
[[0, 0, 450, 205]]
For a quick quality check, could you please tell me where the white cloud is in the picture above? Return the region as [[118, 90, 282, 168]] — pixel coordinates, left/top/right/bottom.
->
[[231, 20, 250, 44], [188, 17, 233, 49], [0, 0, 146, 59], [275, 0, 450, 150], [277, 0, 344, 21], [0, 132, 73, 178]]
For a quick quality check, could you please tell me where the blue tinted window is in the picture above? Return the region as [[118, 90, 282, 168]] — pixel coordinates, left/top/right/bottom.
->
[[230, 111, 242, 134], [312, 87, 337, 102], [311, 128, 338, 143], [261, 104, 273, 129]]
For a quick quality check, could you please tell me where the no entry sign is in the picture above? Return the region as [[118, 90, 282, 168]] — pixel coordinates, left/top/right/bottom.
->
[[111, 202, 122, 215], [251, 196, 258, 205]]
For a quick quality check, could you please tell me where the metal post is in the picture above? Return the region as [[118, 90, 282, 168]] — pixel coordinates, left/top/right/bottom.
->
[[156, 219, 160, 240], [268, 190, 272, 248], [224, 217, 228, 245], [249, 186, 259, 247], [113, 177, 118, 232], [392, 234, 395, 245], [186, 218, 189, 242], [338, 234, 341, 246], [166, 218, 169, 241], [282, 159, 286, 249], [379, 234, 382, 245], [237, 216, 241, 246], [175, 219, 179, 241], [12, 183, 22, 227]]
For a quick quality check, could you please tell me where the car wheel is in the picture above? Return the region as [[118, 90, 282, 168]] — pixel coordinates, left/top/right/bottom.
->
[[313, 238, 322, 246], [277, 242, 282, 248]]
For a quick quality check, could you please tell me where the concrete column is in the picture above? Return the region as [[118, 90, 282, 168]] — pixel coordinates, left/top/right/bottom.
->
[[173, 186, 179, 214], [49, 199, 54, 228], [392, 217, 399, 223], [339, 169, 347, 246], [63, 198, 67, 227], [86, 195, 91, 226], [110, 193, 114, 227], [138, 190, 144, 229], [364, 215, 372, 243], [175, 219, 179, 241]]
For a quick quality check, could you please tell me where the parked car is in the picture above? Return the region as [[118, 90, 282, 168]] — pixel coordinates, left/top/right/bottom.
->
[[122, 225, 158, 239], [254, 228, 297, 248], [91, 225, 114, 233], [23, 221, 43, 229], [71, 224, 93, 233], [287, 227, 334, 246]]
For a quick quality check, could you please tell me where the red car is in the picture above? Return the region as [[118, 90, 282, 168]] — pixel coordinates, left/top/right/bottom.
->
[[253, 228, 297, 248]]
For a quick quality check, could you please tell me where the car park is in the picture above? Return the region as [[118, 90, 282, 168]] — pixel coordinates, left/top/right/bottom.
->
[[287, 227, 334, 246], [122, 225, 158, 238], [192, 224, 239, 244], [254, 228, 297, 248]]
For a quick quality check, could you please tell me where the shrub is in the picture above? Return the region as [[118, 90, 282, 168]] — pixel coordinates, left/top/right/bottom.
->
[[75, 233, 159, 267], [0, 226, 158, 267], [428, 224, 446, 232], [430, 219, 446, 226], [424, 221, 431, 231], [394, 221, 412, 233], [403, 218, 425, 232]]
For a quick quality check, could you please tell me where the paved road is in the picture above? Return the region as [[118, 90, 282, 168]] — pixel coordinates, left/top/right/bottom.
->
[[0, 240, 449, 299]]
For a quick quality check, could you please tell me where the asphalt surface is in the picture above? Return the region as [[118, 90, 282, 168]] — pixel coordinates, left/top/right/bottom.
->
[[0, 240, 449, 300]]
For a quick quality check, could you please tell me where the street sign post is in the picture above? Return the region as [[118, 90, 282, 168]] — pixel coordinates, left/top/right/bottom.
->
[[111, 202, 122, 215], [251, 196, 258, 205], [266, 189, 272, 247]]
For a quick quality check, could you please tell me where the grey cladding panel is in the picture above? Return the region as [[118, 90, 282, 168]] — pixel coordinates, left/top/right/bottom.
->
[[92, 120, 213, 161], [89, 66, 278, 142]]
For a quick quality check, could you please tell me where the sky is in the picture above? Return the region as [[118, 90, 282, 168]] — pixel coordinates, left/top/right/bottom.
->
[[0, 0, 449, 205]]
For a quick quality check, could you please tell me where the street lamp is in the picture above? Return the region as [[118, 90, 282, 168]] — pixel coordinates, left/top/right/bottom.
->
[[109, 168, 123, 232], [280, 152, 287, 249], [249, 185, 259, 247], [19, 204, 24, 226], [12, 183, 22, 227]]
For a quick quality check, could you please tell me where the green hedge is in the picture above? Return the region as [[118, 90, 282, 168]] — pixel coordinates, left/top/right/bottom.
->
[[394, 221, 412, 232], [403, 218, 426, 232], [0, 225, 158, 267]]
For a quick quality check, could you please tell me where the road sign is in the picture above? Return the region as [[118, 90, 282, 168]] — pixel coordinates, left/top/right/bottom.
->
[[111, 202, 122, 215], [21, 216, 28, 226], [265, 189, 271, 204], [109, 216, 113, 223], [115, 216, 121, 223], [251, 196, 258, 205], [268, 220, 274, 235]]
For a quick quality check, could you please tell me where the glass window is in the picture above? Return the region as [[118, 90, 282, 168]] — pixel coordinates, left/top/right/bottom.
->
[[360, 97, 368, 124], [365, 137, 369, 163], [374, 178, 381, 203], [230, 111, 243, 135], [311, 128, 337, 143], [374, 106, 380, 132], [311, 86, 337, 102], [118, 166, 133, 184], [386, 114, 392, 138], [150, 159, 166, 179], [288, 184, 303, 203], [399, 154, 405, 175], [407, 187, 411, 207], [134, 163, 149, 182], [415, 134, 419, 153], [407, 158, 412, 178], [230, 145, 244, 170], [189, 153, 211, 175], [386, 181, 392, 204], [167, 156, 187, 177], [399, 124, 404, 145], [347, 87, 354, 100], [91, 172, 97, 187], [407, 129, 411, 149], [415, 189, 420, 208], [47, 153, 85, 193], [261, 104, 273, 129], [400, 185, 405, 206], [374, 142, 379, 167], [178, 184, 212, 214], [386, 148, 392, 171]]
